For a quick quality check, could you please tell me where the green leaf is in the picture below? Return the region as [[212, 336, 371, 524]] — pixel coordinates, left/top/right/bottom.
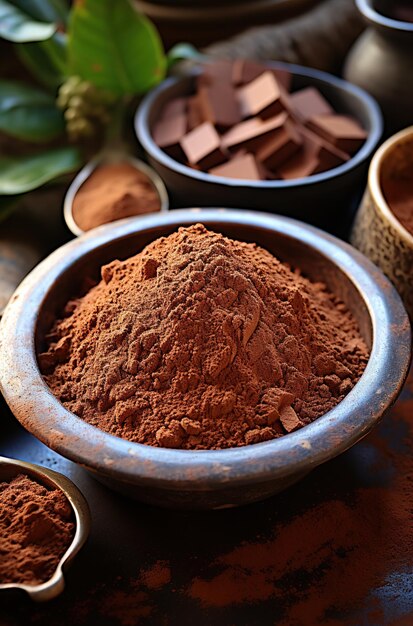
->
[[0, 80, 64, 142], [167, 43, 204, 71], [0, 147, 82, 194], [15, 38, 65, 88], [16, 30, 67, 88], [13, 0, 68, 24], [0, 0, 56, 42], [68, 0, 166, 96]]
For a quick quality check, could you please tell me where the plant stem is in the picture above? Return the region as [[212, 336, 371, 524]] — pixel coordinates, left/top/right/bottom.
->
[[105, 95, 131, 151]]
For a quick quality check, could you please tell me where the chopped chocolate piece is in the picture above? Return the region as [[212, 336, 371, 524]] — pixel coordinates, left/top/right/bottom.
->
[[307, 114, 367, 154], [232, 59, 291, 91], [278, 149, 320, 180], [222, 112, 288, 151], [232, 59, 264, 86], [274, 69, 292, 93], [209, 153, 262, 180], [180, 122, 227, 170], [280, 405, 302, 433], [160, 97, 187, 120], [290, 87, 333, 123], [187, 95, 204, 131], [199, 82, 241, 129], [153, 114, 187, 149], [256, 120, 302, 170], [198, 59, 234, 86], [237, 71, 287, 120], [278, 127, 349, 179]]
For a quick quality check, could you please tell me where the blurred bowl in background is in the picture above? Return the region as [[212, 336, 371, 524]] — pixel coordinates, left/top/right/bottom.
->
[[351, 125, 413, 319]]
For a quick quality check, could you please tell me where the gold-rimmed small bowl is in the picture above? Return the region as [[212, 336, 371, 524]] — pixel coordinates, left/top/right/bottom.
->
[[351, 125, 413, 319], [0, 456, 90, 602]]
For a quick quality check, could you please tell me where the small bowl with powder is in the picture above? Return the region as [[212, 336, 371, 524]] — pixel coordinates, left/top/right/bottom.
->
[[0, 456, 90, 601], [64, 151, 169, 236], [0, 210, 410, 509], [351, 125, 413, 319]]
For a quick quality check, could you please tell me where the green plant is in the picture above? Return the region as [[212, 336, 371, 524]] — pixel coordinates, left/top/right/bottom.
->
[[0, 0, 199, 220]]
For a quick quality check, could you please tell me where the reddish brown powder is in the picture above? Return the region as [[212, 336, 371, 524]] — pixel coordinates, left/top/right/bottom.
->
[[185, 371, 413, 625], [0, 474, 74, 586], [72, 162, 161, 232], [382, 169, 413, 237], [140, 560, 171, 590], [40, 224, 368, 449]]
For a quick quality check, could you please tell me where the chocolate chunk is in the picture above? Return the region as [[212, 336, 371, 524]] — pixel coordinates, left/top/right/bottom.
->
[[199, 82, 241, 129], [280, 405, 302, 433], [187, 95, 204, 131], [159, 97, 187, 120], [198, 59, 234, 86], [153, 114, 187, 149], [277, 149, 320, 180], [307, 115, 367, 154], [232, 59, 262, 86], [278, 127, 349, 179], [222, 112, 288, 152], [256, 120, 302, 171], [290, 87, 333, 123], [180, 122, 227, 170], [237, 71, 287, 120], [209, 153, 263, 180], [232, 59, 291, 91]]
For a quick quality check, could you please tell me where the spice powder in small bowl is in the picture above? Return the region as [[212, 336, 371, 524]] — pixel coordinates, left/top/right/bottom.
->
[[71, 162, 163, 233], [0, 474, 74, 586], [39, 224, 369, 450]]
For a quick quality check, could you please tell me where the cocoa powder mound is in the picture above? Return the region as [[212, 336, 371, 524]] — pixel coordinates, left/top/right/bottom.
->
[[40, 224, 368, 449], [72, 162, 161, 232], [0, 474, 74, 585]]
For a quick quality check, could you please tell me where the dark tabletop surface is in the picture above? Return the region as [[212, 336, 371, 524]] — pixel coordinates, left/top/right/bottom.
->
[[0, 358, 412, 626]]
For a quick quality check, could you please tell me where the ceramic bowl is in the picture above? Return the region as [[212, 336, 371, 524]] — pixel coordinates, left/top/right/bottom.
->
[[351, 126, 413, 319], [0, 456, 90, 602], [0, 209, 410, 509], [135, 62, 383, 230], [64, 151, 169, 237]]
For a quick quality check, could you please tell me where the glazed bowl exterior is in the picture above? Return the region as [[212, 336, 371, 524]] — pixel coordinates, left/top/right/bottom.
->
[[135, 62, 383, 230], [344, 0, 413, 134], [0, 209, 410, 509], [351, 126, 413, 319]]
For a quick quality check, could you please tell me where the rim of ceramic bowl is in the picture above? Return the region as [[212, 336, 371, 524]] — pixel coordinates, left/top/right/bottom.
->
[[64, 151, 169, 237], [356, 0, 413, 32], [0, 209, 410, 489], [0, 457, 90, 602], [135, 61, 383, 190], [369, 125, 413, 247]]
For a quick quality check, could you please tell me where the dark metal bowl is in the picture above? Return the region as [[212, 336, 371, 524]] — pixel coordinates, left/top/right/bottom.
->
[[135, 62, 383, 227], [0, 209, 410, 509]]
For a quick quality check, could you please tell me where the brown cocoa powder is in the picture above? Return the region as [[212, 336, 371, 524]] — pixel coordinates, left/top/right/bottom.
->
[[0, 474, 74, 585], [40, 224, 368, 449], [382, 170, 413, 238], [72, 162, 161, 232]]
